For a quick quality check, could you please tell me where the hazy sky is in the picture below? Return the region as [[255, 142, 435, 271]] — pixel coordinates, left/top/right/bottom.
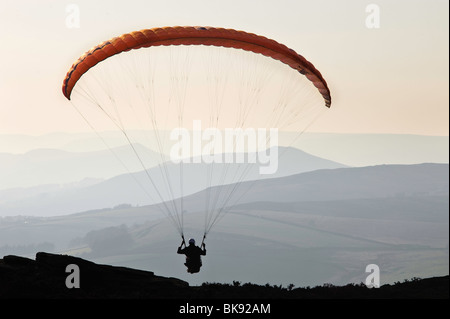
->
[[0, 0, 448, 136]]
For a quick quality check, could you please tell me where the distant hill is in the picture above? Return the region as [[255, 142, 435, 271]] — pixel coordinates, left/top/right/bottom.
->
[[293, 133, 449, 166], [0, 144, 165, 190], [1, 132, 448, 166], [0, 163, 447, 288], [154, 163, 449, 213], [0, 146, 346, 216]]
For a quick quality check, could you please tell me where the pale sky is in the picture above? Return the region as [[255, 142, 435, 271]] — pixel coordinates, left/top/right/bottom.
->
[[0, 0, 448, 136]]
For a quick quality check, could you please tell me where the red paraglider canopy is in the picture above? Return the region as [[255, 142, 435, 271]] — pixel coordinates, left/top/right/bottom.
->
[[62, 26, 331, 107]]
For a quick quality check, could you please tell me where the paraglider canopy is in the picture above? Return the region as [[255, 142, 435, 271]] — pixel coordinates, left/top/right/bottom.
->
[[61, 26, 332, 241], [62, 26, 331, 106]]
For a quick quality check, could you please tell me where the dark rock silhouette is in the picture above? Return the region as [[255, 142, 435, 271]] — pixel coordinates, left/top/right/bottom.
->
[[0, 252, 448, 299], [0, 252, 188, 298]]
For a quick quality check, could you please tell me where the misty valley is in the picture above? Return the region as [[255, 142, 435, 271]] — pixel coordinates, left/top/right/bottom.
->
[[0, 139, 447, 287]]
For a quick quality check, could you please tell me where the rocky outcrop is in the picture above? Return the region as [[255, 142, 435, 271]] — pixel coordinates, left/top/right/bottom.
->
[[0, 252, 188, 298]]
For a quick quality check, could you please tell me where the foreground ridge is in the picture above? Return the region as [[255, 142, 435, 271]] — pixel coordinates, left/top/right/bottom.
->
[[0, 252, 448, 299]]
